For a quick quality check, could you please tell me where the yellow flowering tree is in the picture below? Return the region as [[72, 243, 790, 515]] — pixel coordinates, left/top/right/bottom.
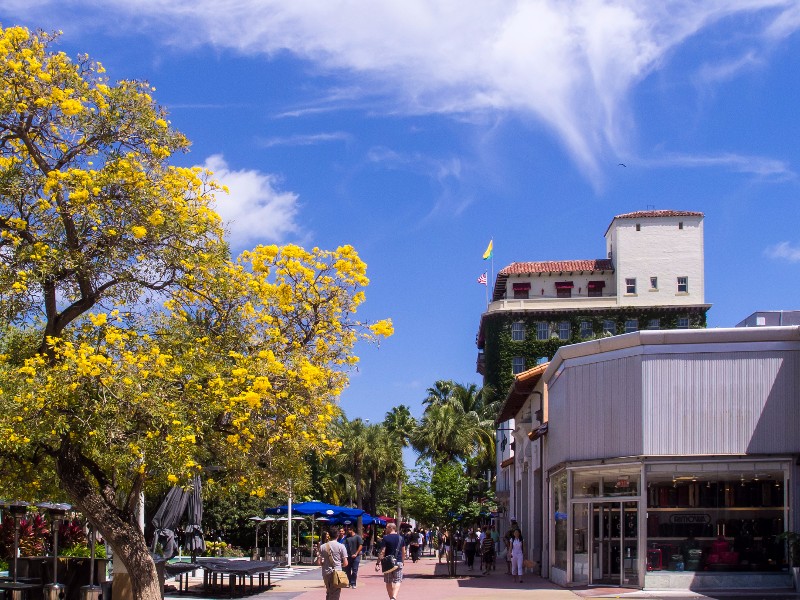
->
[[0, 26, 391, 600]]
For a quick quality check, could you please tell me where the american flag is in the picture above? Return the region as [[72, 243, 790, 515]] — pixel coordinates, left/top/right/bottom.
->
[[477, 272, 487, 285]]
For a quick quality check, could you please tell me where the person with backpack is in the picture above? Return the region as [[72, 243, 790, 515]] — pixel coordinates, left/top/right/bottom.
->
[[375, 522, 406, 600]]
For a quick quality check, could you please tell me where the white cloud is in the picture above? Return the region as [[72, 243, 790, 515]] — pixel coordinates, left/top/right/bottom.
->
[[257, 132, 351, 148], [203, 154, 301, 249], [7, 1, 800, 183], [765, 241, 800, 263], [642, 152, 795, 179]]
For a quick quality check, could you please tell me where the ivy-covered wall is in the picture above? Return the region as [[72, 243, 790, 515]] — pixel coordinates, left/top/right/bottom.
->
[[482, 308, 708, 406]]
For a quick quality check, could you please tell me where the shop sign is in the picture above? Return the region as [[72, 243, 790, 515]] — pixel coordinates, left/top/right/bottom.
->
[[554, 511, 568, 521], [616, 476, 630, 488], [669, 513, 711, 525]]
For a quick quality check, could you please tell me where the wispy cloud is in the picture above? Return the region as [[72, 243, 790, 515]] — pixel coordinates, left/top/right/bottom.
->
[[642, 152, 795, 180], [765, 241, 800, 263], [257, 131, 351, 148], [694, 51, 762, 85], [203, 154, 301, 249], [5, 1, 800, 184]]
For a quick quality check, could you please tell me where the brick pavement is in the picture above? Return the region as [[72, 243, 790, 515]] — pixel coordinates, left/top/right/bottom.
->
[[270, 552, 580, 600]]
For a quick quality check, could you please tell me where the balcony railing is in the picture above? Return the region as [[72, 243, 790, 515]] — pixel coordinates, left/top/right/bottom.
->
[[487, 293, 618, 313]]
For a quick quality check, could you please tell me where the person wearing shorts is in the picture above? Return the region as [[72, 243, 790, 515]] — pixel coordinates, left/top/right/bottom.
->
[[375, 522, 406, 600]]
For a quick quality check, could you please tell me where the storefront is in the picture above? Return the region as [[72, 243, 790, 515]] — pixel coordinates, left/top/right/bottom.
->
[[549, 458, 791, 589], [540, 327, 800, 591]]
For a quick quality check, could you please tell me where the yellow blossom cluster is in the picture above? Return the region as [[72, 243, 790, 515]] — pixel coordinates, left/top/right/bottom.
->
[[0, 24, 392, 502]]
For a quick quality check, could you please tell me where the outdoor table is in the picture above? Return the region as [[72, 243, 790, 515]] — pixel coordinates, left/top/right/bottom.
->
[[196, 559, 277, 598], [0, 580, 42, 600], [163, 562, 201, 593]]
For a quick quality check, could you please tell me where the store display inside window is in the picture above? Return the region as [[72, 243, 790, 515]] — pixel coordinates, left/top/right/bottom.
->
[[646, 472, 786, 572]]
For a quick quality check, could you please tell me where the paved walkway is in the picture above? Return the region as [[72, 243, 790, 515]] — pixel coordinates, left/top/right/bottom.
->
[[165, 553, 800, 600]]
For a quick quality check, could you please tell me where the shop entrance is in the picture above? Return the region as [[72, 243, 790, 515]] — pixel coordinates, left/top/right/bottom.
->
[[573, 501, 639, 587]]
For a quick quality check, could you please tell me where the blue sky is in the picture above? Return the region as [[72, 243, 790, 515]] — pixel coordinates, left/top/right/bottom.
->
[[2, 1, 800, 424]]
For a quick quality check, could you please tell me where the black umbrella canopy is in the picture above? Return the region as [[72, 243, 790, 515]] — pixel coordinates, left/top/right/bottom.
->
[[151, 486, 189, 559], [184, 475, 205, 557]]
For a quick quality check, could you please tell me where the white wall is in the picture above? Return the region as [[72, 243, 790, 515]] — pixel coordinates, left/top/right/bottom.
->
[[608, 215, 704, 307]]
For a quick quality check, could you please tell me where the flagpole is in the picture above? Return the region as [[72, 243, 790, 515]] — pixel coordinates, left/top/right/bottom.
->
[[489, 237, 494, 308]]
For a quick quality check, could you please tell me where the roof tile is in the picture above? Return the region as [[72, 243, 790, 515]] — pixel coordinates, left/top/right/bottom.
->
[[613, 210, 703, 219], [499, 259, 613, 275]]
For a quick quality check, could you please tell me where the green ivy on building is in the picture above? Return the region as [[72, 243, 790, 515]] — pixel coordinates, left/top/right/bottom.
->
[[481, 308, 708, 407]]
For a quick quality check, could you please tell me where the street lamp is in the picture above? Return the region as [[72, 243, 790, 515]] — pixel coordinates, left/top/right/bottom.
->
[[36, 502, 72, 600]]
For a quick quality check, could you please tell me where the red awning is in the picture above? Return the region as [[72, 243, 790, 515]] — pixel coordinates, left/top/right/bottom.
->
[[555, 281, 574, 289], [512, 282, 531, 290], [588, 280, 606, 289]]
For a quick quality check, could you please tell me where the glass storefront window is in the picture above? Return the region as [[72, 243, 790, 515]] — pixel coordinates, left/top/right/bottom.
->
[[645, 465, 787, 573], [572, 466, 640, 498], [553, 471, 568, 571]]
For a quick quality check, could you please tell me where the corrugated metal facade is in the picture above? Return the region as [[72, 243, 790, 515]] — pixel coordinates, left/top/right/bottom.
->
[[545, 345, 800, 471], [546, 355, 643, 468], [642, 350, 800, 455]]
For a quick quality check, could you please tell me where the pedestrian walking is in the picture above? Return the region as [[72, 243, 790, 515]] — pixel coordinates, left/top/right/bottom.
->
[[510, 529, 525, 583], [489, 524, 501, 570], [317, 526, 348, 600], [343, 523, 363, 588], [504, 519, 520, 575], [480, 530, 495, 574], [375, 522, 406, 600], [462, 529, 478, 571]]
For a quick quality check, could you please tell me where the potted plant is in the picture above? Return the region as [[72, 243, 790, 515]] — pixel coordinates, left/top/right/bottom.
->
[[776, 531, 800, 590]]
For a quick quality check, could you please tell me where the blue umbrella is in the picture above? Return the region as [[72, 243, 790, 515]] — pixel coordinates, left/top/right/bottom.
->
[[266, 501, 364, 518]]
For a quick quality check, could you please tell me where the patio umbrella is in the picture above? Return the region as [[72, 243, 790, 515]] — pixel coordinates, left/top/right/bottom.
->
[[184, 475, 205, 560], [266, 501, 364, 519], [151, 486, 188, 559]]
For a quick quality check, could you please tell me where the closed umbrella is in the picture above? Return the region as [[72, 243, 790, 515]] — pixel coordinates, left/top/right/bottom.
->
[[184, 475, 205, 560], [151, 486, 188, 559]]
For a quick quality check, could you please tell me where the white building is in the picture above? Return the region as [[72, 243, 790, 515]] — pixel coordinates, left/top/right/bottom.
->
[[499, 326, 800, 592]]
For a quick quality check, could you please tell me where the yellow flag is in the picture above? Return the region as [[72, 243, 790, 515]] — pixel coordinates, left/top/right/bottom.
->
[[482, 239, 493, 260]]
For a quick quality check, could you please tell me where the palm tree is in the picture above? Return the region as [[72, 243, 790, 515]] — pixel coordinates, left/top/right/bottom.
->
[[382, 406, 416, 520], [422, 380, 455, 408], [332, 416, 371, 510]]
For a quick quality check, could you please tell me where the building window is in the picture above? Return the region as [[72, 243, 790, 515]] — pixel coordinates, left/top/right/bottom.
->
[[647, 319, 660, 330], [677, 316, 690, 329], [557, 321, 570, 340], [536, 322, 549, 340], [580, 321, 593, 338], [636, 223, 641, 231], [511, 322, 525, 341], [603, 320, 616, 335], [678, 221, 683, 229], [588, 280, 605, 297], [625, 278, 636, 294], [513, 282, 531, 299], [650, 277, 658, 290], [677, 276, 688, 293], [624, 319, 638, 333], [512, 357, 525, 374], [555, 281, 574, 298]]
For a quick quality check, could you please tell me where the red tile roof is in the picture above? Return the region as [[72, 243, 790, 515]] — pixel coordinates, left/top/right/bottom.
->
[[499, 259, 613, 275], [613, 210, 703, 220]]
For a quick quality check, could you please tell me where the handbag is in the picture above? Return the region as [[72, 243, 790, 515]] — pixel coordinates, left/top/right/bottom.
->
[[332, 569, 350, 588], [324, 543, 351, 588], [381, 554, 399, 573]]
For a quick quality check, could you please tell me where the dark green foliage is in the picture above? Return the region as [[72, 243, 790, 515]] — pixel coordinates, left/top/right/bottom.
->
[[482, 308, 708, 405]]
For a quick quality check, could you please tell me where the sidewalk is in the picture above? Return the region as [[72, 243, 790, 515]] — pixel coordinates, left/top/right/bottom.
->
[[274, 552, 579, 600], [166, 554, 800, 600]]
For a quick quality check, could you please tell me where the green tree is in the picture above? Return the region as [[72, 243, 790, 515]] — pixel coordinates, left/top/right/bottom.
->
[[383, 404, 416, 520]]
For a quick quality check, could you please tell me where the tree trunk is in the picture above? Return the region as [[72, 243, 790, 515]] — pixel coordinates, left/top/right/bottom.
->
[[56, 445, 161, 600], [447, 526, 457, 577], [396, 479, 402, 523]]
